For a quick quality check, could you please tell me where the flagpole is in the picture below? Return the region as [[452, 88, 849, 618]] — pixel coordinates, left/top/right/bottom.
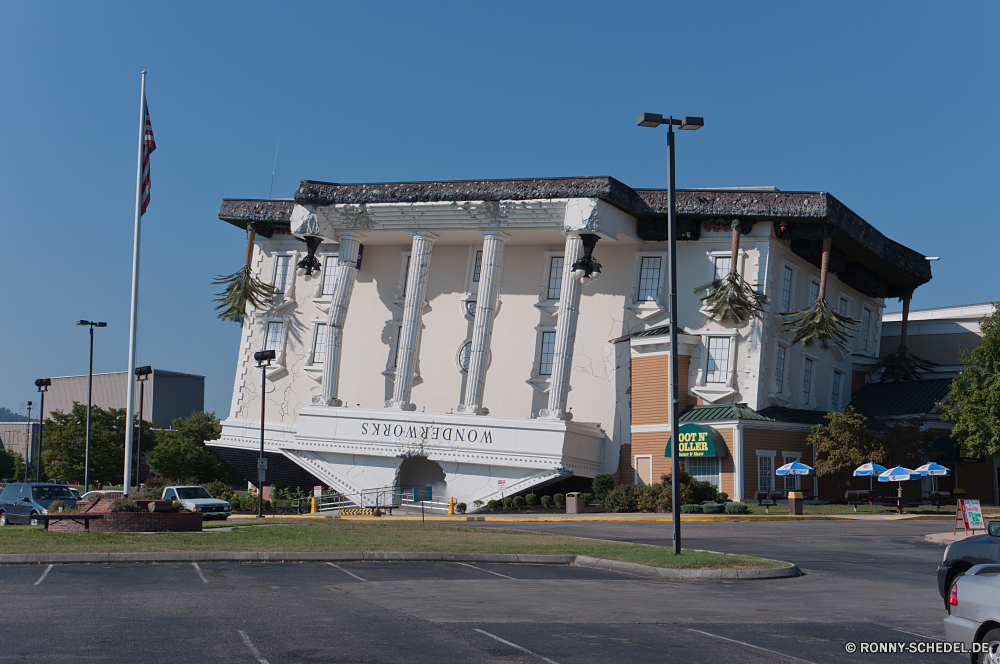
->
[[123, 70, 147, 496]]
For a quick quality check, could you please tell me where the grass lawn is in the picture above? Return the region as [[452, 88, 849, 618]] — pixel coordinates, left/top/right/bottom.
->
[[733, 503, 1000, 516], [0, 519, 785, 570]]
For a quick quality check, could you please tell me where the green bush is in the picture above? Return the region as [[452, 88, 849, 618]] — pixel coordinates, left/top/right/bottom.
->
[[525, 493, 539, 507], [603, 485, 639, 513], [591, 473, 615, 501], [680, 504, 703, 514], [581, 492, 593, 504], [473, 500, 484, 509], [487, 499, 499, 511], [111, 499, 138, 513], [201, 480, 234, 501], [553, 493, 566, 507], [502, 496, 513, 509], [512, 496, 526, 509], [724, 502, 749, 514], [702, 502, 724, 514], [637, 484, 669, 512], [540, 495, 552, 508], [456, 502, 467, 514], [717, 492, 729, 502], [660, 470, 727, 505]]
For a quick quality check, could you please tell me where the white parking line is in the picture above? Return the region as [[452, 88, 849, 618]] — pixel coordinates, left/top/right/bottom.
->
[[192, 562, 208, 583], [327, 562, 366, 582], [456, 562, 517, 580], [34, 564, 53, 586], [893, 627, 943, 641], [475, 629, 560, 663], [237, 629, 270, 664], [687, 629, 818, 664]]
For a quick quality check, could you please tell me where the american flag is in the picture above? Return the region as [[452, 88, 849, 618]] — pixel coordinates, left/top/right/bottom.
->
[[140, 99, 156, 215]]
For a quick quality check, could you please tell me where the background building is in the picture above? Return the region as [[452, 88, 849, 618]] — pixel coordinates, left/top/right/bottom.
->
[[0, 422, 39, 464]]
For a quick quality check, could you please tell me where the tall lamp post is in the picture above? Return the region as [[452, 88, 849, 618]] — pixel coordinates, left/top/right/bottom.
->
[[133, 366, 152, 487], [253, 350, 275, 518], [77, 320, 107, 491], [636, 113, 703, 555], [24, 401, 32, 481], [34, 379, 51, 482]]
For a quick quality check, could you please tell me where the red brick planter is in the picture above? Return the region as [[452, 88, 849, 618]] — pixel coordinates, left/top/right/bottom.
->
[[49, 512, 203, 533]]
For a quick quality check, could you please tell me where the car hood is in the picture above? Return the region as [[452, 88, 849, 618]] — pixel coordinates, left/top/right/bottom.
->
[[179, 499, 230, 507]]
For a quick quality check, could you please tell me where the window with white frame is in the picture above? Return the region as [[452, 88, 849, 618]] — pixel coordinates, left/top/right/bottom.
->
[[546, 256, 563, 300], [774, 344, 787, 392], [839, 297, 849, 316], [758, 454, 774, 493], [861, 307, 872, 350], [634, 456, 653, 486], [706, 337, 731, 383], [538, 331, 556, 376], [272, 256, 292, 296], [263, 321, 285, 355], [808, 280, 819, 305], [637, 256, 662, 301], [321, 255, 338, 296], [471, 251, 483, 284], [831, 370, 843, 410], [399, 255, 412, 299], [311, 324, 328, 364], [713, 256, 731, 281], [458, 341, 472, 373], [780, 265, 794, 312], [802, 358, 814, 401], [687, 457, 720, 489], [782, 453, 801, 491]]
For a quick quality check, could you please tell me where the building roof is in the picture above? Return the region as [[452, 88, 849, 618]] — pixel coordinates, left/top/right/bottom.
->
[[757, 407, 830, 425], [847, 378, 952, 418], [883, 302, 995, 322], [679, 404, 772, 423], [219, 176, 931, 299]]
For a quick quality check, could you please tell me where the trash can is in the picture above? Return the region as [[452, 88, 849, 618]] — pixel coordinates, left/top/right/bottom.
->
[[788, 491, 804, 516], [566, 492, 584, 514]]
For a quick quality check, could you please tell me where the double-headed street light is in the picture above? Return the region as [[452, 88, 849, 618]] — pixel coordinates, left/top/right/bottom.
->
[[134, 366, 152, 487], [637, 112, 703, 556], [34, 379, 51, 482], [24, 401, 32, 481], [253, 349, 276, 518], [77, 320, 107, 490]]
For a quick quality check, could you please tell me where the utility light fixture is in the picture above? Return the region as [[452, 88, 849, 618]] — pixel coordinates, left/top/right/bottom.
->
[[135, 365, 153, 378], [636, 113, 704, 130], [34, 378, 51, 391], [254, 350, 277, 364], [570, 234, 602, 284], [296, 236, 323, 280], [77, 320, 107, 327]]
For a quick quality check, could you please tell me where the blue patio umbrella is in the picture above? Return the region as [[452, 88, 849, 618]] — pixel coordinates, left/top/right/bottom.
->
[[776, 460, 815, 476], [914, 462, 951, 492], [878, 465, 922, 498], [853, 462, 888, 490]]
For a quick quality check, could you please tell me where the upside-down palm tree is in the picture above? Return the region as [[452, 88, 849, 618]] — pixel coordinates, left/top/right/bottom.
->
[[697, 220, 769, 323], [213, 222, 275, 324], [782, 234, 859, 351], [875, 294, 935, 381]]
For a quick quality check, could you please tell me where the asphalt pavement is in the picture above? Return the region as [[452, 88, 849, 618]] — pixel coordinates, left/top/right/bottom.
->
[[0, 519, 971, 663]]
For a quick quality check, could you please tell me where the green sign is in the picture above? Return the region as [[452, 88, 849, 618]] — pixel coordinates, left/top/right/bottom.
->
[[664, 423, 728, 457]]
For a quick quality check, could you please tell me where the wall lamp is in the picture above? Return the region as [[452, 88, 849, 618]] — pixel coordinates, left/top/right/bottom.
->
[[570, 234, 602, 284], [296, 236, 323, 280]]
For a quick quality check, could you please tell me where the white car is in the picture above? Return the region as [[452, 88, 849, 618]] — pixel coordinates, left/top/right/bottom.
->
[[162, 486, 232, 520], [944, 560, 1000, 663]]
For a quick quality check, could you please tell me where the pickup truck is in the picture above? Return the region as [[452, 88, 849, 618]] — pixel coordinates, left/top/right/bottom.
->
[[939, 521, 1000, 611], [162, 486, 231, 520]]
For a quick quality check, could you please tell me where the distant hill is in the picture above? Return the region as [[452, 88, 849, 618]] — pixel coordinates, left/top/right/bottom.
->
[[0, 407, 27, 422]]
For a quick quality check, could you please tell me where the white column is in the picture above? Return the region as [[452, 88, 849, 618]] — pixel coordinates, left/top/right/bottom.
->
[[459, 230, 510, 415], [317, 232, 364, 406], [540, 233, 584, 420], [733, 424, 744, 501], [387, 231, 438, 410]]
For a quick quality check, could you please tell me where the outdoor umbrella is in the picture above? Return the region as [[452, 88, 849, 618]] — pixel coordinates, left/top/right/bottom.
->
[[853, 462, 888, 491], [878, 465, 922, 498], [776, 460, 815, 476], [914, 462, 951, 493]]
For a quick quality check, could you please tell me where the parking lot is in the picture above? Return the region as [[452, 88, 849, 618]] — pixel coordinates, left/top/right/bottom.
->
[[0, 519, 971, 663]]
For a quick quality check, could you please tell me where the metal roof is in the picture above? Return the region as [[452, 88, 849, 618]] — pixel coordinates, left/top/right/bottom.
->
[[678, 404, 771, 423], [847, 379, 952, 418], [757, 407, 830, 425]]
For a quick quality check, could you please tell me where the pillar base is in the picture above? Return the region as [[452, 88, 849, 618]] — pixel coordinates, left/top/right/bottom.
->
[[384, 400, 417, 411], [456, 404, 490, 416], [312, 396, 344, 407], [538, 409, 572, 421]]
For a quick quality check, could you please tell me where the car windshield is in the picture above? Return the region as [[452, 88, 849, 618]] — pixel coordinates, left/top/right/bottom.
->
[[176, 487, 214, 500], [32, 486, 77, 501]]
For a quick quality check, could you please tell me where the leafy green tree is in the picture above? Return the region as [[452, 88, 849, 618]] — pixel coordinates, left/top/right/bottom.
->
[[147, 411, 241, 484], [873, 415, 937, 469], [591, 473, 615, 501], [939, 303, 1000, 457], [0, 406, 27, 422], [0, 450, 23, 479], [809, 406, 884, 495], [41, 403, 154, 488]]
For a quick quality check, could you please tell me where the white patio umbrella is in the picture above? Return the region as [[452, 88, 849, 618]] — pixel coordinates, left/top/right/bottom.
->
[[914, 462, 951, 493], [853, 462, 888, 491], [878, 465, 922, 498]]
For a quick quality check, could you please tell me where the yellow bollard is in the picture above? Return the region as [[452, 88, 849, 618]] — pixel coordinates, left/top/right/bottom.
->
[[448, 496, 455, 515], [311, 496, 317, 513]]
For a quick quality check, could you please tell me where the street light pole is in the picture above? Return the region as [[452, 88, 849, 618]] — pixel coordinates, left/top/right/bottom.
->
[[253, 350, 275, 518], [25, 401, 32, 481], [77, 320, 107, 491], [637, 113, 703, 555], [35, 379, 50, 482], [134, 366, 152, 487]]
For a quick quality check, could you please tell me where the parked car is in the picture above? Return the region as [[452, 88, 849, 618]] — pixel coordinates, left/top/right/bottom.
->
[[162, 486, 231, 520], [0, 483, 80, 526], [943, 558, 1000, 663], [939, 521, 1000, 610]]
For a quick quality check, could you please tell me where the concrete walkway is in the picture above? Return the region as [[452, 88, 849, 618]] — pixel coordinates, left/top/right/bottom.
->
[[924, 530, 990, 545]]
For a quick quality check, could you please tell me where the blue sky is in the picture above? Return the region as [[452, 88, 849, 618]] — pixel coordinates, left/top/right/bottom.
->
[[1, 1, 997, 417]]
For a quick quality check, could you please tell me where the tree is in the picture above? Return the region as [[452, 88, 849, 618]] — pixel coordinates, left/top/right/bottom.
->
[[0, 406, 27, 422], [809, 407, 884, 495], [146, 411, 241, 484], [41, 403, 155, 487], [0, 449, 22, 479], [939, 303, 1000, 457], [213, 222, 275, 324], [872, 415, 937, 469], [698, 219, 768, 323]]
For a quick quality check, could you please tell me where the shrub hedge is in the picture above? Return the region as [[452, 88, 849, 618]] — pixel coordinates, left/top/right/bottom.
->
[[680, 504, 703, 514], [724, 502, 749, 514]]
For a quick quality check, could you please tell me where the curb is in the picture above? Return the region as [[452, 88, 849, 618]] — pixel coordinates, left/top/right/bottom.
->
[[0, 550, 796, 578]]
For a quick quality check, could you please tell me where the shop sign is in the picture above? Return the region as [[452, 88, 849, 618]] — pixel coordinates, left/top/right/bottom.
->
[[361, 421, 494, 444], [664, 423, 728, 457]]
